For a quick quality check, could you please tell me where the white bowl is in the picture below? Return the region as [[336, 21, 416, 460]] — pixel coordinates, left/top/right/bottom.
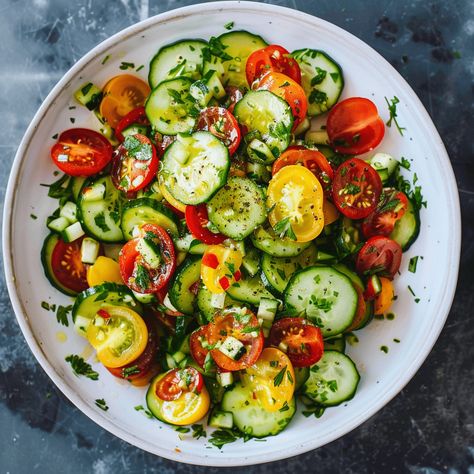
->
[[2, 1, 461, 466]]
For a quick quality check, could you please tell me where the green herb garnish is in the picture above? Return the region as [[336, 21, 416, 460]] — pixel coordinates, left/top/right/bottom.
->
[[273, 365, 287, 387], [56, 304, 72, 326], [95, 398, 109, 411], [385, 96, 406, 136], [65, 355, 99, 380]]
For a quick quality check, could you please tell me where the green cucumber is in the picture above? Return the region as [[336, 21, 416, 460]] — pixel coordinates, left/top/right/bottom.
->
[[251, 225, 310, 257], [168, 255, 201, 314]]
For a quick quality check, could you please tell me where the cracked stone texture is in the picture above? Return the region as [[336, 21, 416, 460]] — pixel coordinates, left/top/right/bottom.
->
[[0, 0, 473, 473]]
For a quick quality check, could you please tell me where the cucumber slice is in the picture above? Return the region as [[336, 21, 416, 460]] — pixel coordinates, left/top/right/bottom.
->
[[334, 216, 361, 259], [284, 266, 357, 337], [261, 244, 318, 295], [74, 82, 102, 111], [145, 77, 197, 135], [41, 233, 78, 296], [294, 366, 310, 391], [292, 49, 344, 116], [159, 131, 230, 205], [390, 198, 420, 250], [221, 382, 296, 438], [207, 176, 267, 240], [72, 283, 142, 335], [168, 255, 201, 314], [189, 239, 208, 255], [71, 176, 87, 202], [148, 39, 208, 88], [369, 153, 399, 184], [197, 282, 240, 322], [208, 407, 234, 428], [121, 198, 179, 240], [234, 90, 293, 160], [251, 225, 310, 257], [324, 334, 346, 352], [241, 245, 261, 276], [202, 31, 267, 88], [227, 274, 275, 306], [332, 263, 364, 291], [303, 351, 360, 406], [77, 175, 124, 243]]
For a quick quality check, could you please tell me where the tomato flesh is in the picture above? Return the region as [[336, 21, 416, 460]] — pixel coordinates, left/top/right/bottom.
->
[[195, 107, 241, 155], [208, 309, 263, 371], [190, 326, 210, 368], [111, 133, 158, 193], [268, 318, 324, 367], [155, 367, 203, 401], [327, 97, 385, 155], [119, 224, 176, 293], [224, 86, 244, 113], [115, 106, 149, 142], [185, 204, 226, 245], [356, 235, 402, 279], [51, 128, 113, 176], [246, 45, 301, 85], [332, 157, 382, 219], [51, 236, 89, 293]]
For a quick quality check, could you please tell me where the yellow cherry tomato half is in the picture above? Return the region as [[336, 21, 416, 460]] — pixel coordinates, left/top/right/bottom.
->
[[267, 165, 324, 242], [201, 245, 243, 293], [99, 74, 150, 128], [374, 277, 395, 315], [159, 181, 187, 213], [323, 199, 339, 226], [147, 372, 210, 425], [87, 256, 123, 287], [86, 305, 148, 368], [242, 347, 295, 412]]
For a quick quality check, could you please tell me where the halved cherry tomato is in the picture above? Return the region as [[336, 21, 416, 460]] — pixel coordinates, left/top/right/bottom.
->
[[51, 236, 89, 293], [323, 200, 339, 225], [195, 107, 241, 155], [51, 128, 113, 176], [119, 224, 176, 293], [115, 106, 149, 142], [363, 275, 382, 301], [130, 362, 161, 387], [332, 158, 382, 219], [99, 74, 150, 128], [345, 286, 367, 332], [86, 305, 148, 368], [267, 165, 325, 242], [87, 256, 122, 287], [155, 367, 204, 401], [159, 180, 186, 213], [327, 97, 385, 155], [149, 371, 210, 425], [111, 133, 158, 193], [201, 245, 243, 294], [155, 134, 175, 158], [268, 318, 324, 367], [241, 347, 295, 412], [106, 317, 158, 380], [255, 72, 307, 130], [189, 325, 210, 367], [208, 309, 264, 371], [224, 86, 244, 113], [356, 236, 402, 279], [362, 189, 409, 238], [185, 204, 226, 245], [271, 146, 334, 195], [246, 45, 301, 86], [374, 277, 395, 315]]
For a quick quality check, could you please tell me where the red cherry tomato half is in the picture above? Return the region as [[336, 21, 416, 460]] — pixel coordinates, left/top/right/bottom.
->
[[345, 286, 368, 332], [115, 106, 150, 142], [208, 309, 264, 371], [51, 235, 91, 293], [356, 236, 402, 279], [272, 146, 334, 195], [119, 224, 176, 293], [362, 189, 409, 238], [332, 157, 382, 219], [51, 128, 113, 176], [195, 107, 241, 155], [224, 86, 244, 114], [190, 325, 210, 368], [363, 276, 382, 301], [111, 134, 158, 193], [246, 45, 301, 86], [106, 317, 159, 380], [268, 318, 324, 367], [185, 204, 226, 245], [155, 367, 204, 401], [154, 134, 176, 158], [256, 72, 307, 130], [327, 97, 385, 155]]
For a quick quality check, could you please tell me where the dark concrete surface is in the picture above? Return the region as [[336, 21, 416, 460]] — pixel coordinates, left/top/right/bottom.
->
[[0, 0, 473, 472]]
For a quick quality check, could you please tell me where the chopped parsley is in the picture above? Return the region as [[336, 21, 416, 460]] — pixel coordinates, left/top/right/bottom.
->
[[408, 256, 419, 273], [380, 345, 389, 353], [385, 96, 406, 136], [224, 21, 234, 30], [30, 213, 37, 220], [302, 404, 325, 418], [122, 365, 140, 377], [134, 405, 154, 419], [208, 427, 251, 449], [207, 36, 233, 61], [191, 424, 206, 439], [343, 183, 361, 195], [94, 212, 110, 233], [65, 355, 99, 380], [167, 88, 184, 104], [309, 89, 328, 105], [56, 304, 72, 326], [273, 217, 297, 241], [101, 54, 111, 65], [136, 64, 144, 72], [123, 135, 153, 161], [310, 67, 327, 86], [400, 157, 411, 170], [95, 398, 109, 411], [310, 295, 333, 312], [119, 61, 135, 70], [175, 426, 190, 433]]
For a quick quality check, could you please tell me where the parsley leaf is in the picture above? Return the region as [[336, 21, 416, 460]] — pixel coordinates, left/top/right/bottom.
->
[[95, 398, 109, 411], [273, 217, 297, 241], [192, 424, 206, 439], [56, 305, 72, 326], [65, 355, 99, 380], [207, 36, 233, 61], [385, 96, 406, 136], [310, 67, 327, 86], [94, 212, 110, 233], [123, 135, 153, 161], [208, 427, 251, 449], [224, 21, 234, 30]]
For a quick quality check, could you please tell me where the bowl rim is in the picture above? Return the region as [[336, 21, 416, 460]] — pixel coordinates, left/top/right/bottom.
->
[[2, 1, 461, 466]]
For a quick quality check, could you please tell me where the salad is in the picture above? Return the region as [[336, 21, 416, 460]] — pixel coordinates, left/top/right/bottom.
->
[[41, 28, 422, 443]]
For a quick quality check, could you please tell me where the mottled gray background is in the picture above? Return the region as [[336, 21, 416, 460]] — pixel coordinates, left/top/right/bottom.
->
[[1, 0, 473, 473]]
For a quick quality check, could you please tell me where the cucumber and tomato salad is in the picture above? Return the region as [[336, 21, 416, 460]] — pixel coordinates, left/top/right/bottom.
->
[[40, 28, 421, 441]]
